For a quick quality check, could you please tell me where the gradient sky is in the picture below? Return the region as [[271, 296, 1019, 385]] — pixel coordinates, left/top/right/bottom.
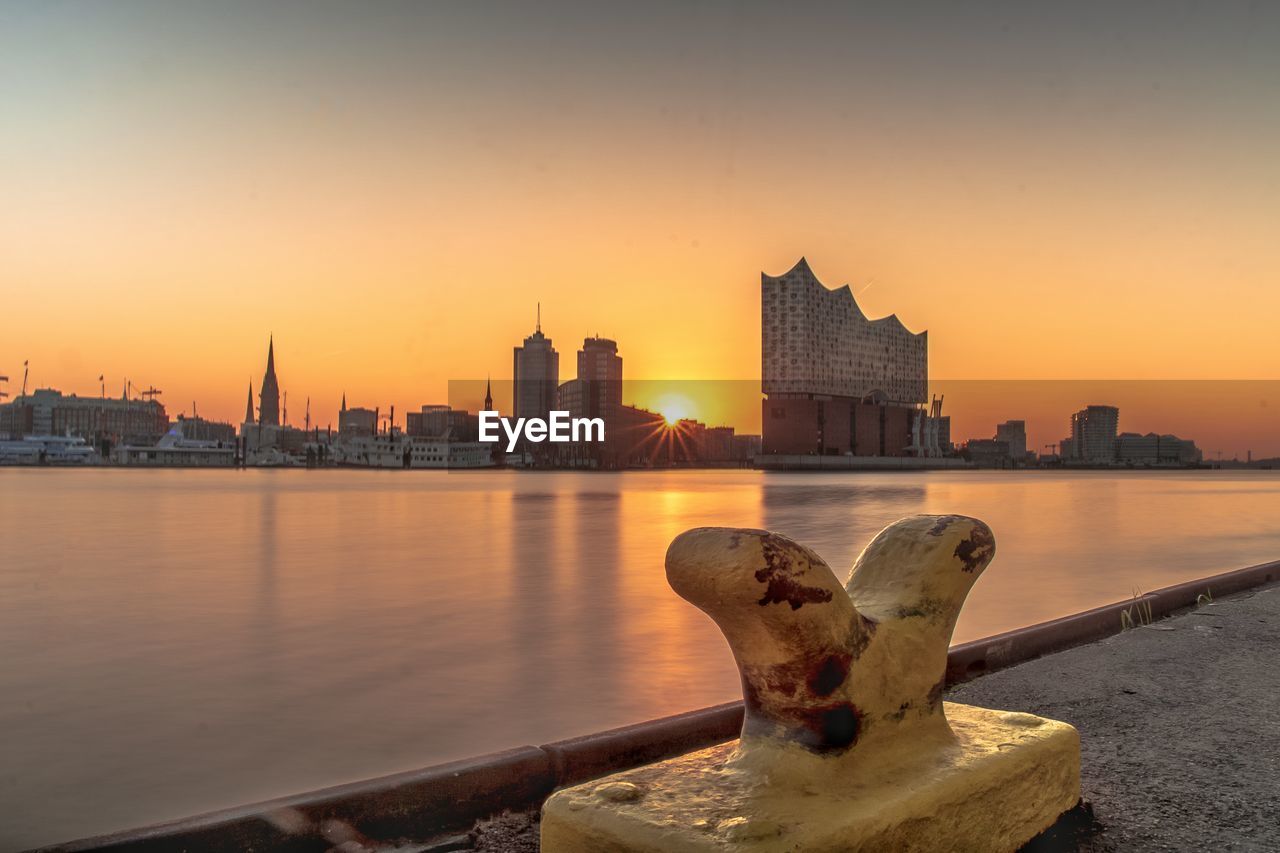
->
[[2, 1, 1278, 449]]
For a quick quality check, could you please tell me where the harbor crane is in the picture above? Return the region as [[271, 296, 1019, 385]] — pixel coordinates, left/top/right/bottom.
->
[[125, 380, 163, 401]]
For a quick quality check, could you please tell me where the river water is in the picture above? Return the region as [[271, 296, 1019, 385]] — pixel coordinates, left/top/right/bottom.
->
[[2, 468, 1278, 849]]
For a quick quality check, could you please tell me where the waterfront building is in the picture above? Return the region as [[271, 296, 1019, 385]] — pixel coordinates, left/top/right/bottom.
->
[[966, 438, 1014, 468], [760, 258, 933, 459], [556, 379, 585, 419], [406, 405, 475, 441], [764, 395, 917, 457], [576, 336, 622, 422], [962, 420, 1027, 467], [241, 422, 309, 457], [258, 336, 281, 426], [1064, 405, 1119, 464], [731, 433, 762, 462], [0, 388, 168, 443], [703, 426, 735, 462], [512, 308, 559, 425], [1116, 432, 1202, 466], [762, 257, 926, 404], [338, 395, 377, 437], [671, 418, 707, 464], [175, 414, 236, 444], [995, 420, 1028, 462], [609, 405, 668, 467]]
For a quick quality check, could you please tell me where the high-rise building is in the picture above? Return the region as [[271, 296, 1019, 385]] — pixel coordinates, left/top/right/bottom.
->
[[258, 336, 281, 427], [1065, 405, 1119, 463], [513, 307, 559, 424], [574, 336, 622, 421], [762, 257, 927, 404]]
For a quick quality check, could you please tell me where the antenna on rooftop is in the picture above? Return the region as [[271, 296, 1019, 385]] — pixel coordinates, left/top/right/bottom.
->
[[537, 302, 541, 333]]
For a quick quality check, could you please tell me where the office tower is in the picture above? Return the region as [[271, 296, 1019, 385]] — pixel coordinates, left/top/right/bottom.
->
[[513, 306, 559, 424], [1067, 405, 1120, 463]]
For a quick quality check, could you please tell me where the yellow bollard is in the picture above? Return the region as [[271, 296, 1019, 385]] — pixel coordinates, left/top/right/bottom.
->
[[542, 515, 1080, 852]]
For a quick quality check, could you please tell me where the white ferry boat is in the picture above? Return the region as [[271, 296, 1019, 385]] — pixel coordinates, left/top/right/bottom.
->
[[0, 434, 99, 465], [112, 424, 237, 467], [334, 433, 494, 469]]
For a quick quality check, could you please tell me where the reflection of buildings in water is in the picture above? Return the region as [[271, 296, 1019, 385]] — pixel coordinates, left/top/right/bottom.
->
[[569, 491, 622, 704], [761, 481, 928, 573], [247, 479, 283, 700], [508, 490, 565, 711]]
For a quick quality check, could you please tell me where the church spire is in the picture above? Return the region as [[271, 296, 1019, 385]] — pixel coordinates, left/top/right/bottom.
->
[[484, 375, 493, 411], [258, 335, 281, 426], [341, 391, 347, 412], [244, 380, 255, 425]]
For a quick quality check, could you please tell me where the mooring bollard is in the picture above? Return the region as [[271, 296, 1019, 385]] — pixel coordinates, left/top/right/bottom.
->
[[541, 515, 1081, 852]]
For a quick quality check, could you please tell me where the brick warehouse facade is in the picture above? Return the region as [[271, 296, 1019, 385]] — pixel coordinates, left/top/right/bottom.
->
[[762, 396, 915, 457]]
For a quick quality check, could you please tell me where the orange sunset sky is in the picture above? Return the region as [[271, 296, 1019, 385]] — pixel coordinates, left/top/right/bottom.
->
[[2, 2, 1278, 454]]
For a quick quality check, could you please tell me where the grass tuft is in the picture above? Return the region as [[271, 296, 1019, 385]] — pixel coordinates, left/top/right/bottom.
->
[[1120, 587, 1154, 630]]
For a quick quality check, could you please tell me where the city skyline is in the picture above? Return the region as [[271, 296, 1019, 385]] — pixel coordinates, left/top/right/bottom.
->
[[6, 302, 1280, 459]]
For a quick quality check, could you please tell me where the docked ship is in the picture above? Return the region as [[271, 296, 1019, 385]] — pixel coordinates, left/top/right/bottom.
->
[[0, 434, 99, 465], [112, 423, 237, 467], [332, 432, 494, 469]]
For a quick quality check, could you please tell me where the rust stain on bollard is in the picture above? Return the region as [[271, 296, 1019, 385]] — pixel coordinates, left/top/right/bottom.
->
[[541, 514, 1082, 852]]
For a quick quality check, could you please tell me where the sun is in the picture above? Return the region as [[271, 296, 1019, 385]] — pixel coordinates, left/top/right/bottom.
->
[[655, 393, 696, 426]]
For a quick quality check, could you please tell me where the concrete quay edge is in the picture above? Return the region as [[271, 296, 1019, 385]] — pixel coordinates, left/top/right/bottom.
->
[[34, 558, 1280, 852]]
